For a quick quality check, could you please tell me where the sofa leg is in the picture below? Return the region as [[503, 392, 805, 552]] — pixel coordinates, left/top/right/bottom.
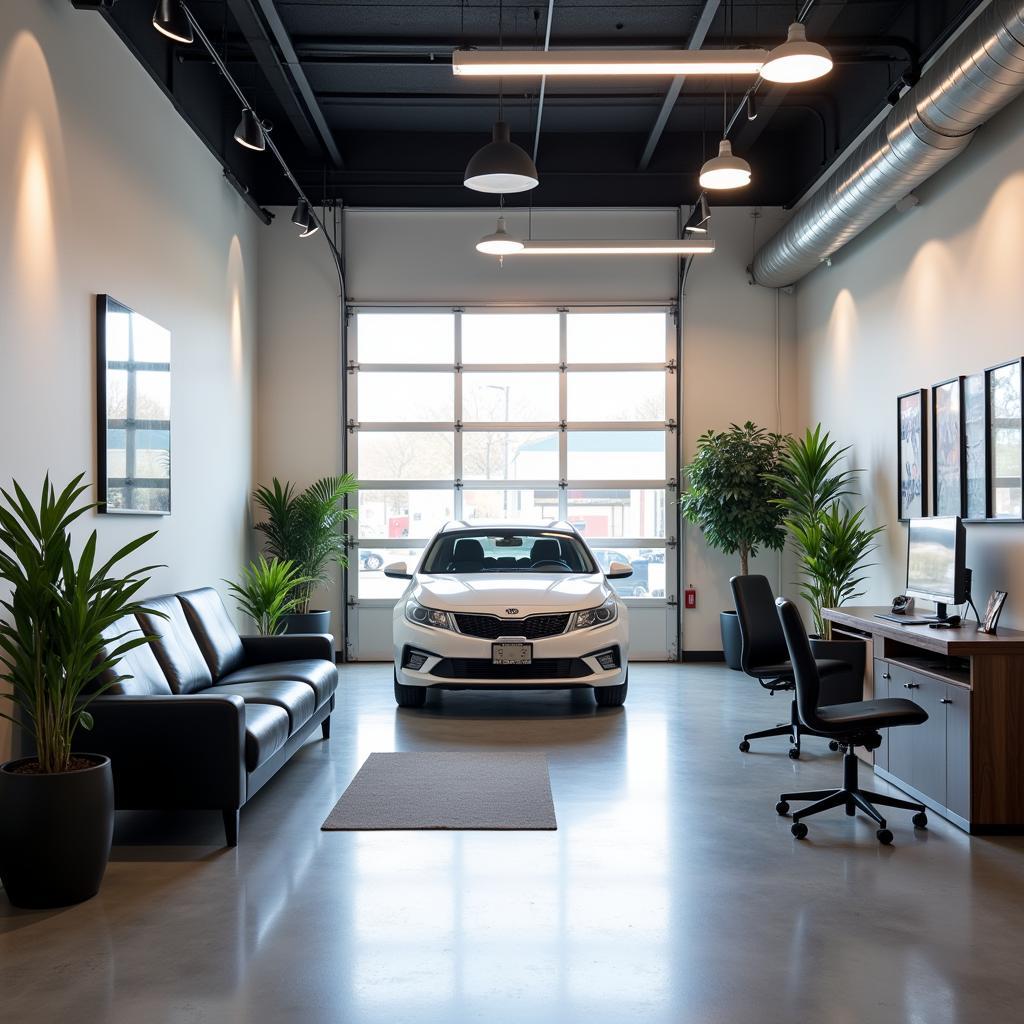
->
[[223, 808, 239, 847], [321, 715, 331, 740]]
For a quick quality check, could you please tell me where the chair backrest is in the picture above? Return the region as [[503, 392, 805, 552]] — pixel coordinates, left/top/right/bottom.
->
[[730, 574, 789, 675], [775, 597, 826, 731], [178, 587, 245, 680]]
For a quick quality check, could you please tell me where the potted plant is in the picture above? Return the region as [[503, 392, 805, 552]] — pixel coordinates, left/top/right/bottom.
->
[[252, 475, 358, 634], [680, 422, 788, 669], [767, 426, 884, 700], [0, 475, 160, 908], [225, 555, 311, 636]]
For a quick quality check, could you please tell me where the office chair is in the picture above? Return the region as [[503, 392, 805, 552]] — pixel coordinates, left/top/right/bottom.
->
[[774, 597, 929, 844], [730, 574, 847, 759]]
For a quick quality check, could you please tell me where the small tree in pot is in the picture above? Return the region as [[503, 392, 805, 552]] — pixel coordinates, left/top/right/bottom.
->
[[225, 556, 311, 636], [0, 475, 160, 908], [680, 422, 788, 669]]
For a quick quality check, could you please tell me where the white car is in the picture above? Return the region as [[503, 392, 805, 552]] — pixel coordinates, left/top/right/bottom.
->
[[387, 522, 631, 709]]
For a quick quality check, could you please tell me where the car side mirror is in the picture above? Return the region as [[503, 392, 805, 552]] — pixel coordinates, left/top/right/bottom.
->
[[607, 561, 633, 579], [384, 561, 412, 579]]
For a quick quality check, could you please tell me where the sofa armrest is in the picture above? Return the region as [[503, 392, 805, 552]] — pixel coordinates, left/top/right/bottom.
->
[[82, 693, 246, 810], [240, 633, 335, 665]]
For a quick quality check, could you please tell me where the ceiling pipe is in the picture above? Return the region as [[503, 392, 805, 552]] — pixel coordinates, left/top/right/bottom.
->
[[752, 0, 1024, 288]]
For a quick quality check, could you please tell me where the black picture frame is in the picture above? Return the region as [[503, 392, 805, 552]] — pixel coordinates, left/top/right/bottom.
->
[[96, 294, 172, 515], [897, 389, 927, 521], [985, 357, 1024, 521], [932, 376, 965, 518], [963, 371, 988, 521]]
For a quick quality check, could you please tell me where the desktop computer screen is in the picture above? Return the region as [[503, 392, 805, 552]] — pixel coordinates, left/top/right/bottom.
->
[[906, 516, 968, 612]]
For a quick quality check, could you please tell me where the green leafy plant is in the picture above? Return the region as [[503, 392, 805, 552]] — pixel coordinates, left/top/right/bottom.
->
[[253, 475, 358, 614], [766, 426, 884, 639], [0, 475, 161, 774], [225, 556, 311, 636], [679, 422, 788, 575]]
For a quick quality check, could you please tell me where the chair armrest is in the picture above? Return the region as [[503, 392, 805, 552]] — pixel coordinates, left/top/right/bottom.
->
[[82, 693, 246, 810], [240, 633, 335, 665]]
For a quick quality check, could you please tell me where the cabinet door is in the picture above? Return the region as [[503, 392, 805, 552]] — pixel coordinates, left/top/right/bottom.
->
[[873, 659, 890, 770], [904, 676, 947, 803], [945, 685, 971, 820]]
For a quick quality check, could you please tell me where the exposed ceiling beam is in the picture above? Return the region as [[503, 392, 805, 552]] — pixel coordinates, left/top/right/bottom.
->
[[637, 0, 721, 171]]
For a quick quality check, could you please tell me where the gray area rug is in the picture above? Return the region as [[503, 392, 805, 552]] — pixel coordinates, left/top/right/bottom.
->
[[322, 751, 557, 831]]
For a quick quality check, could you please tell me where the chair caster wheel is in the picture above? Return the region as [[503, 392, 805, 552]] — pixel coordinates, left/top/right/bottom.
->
[[738, 740, 750, 752], [775, 801, 790, 816], [912, 812, 928, 829], [828, 740, 840, 752], [791, 822, 808, 840], [788, 748, 800, 760], [877, 828, 894, 845]]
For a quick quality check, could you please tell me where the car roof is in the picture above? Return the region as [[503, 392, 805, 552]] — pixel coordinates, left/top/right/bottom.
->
[[438, 520, 578, 536]]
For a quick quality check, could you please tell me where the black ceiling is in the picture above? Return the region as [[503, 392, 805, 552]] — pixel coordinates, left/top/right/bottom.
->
[[91, 0, 986, 210]]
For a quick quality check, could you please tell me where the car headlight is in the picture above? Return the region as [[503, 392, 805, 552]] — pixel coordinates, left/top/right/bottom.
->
[[405, 598, 453, 631], [573, 599, 618, 630]]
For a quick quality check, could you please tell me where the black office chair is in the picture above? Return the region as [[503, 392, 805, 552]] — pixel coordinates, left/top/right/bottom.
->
[[730, 574, 846, 759], [774, 597, 930, 844]]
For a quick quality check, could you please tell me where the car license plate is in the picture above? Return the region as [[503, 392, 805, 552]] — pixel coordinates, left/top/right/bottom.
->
[[492, 642, 532, 665]]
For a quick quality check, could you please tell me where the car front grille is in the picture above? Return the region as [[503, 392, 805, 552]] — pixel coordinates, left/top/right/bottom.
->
[[430, 658, 593, 680], [453, 612, 571, 640]]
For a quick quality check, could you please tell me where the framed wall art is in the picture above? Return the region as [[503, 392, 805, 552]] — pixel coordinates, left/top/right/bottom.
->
[[897, 389, 926, 521], [963, 371, 987, 520], [932, 376, 965, 518], [986, 357, 1023, 520]]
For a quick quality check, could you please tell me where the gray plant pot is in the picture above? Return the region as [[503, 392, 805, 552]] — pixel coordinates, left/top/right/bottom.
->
[[810, 635, 866, 706], [283, 609, 331, 635], [720, 610, 744, 671]]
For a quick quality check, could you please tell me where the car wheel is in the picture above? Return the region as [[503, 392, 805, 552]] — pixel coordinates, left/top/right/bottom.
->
[[394, 674, 427, 708], [594, 676, 628, 708], [365, 553, 383, 570]]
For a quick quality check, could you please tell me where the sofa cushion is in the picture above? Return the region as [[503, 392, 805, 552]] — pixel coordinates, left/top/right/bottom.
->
[[243, 704, 290, 772], [94, 616, 172, 695], [212, 680, 315, 733], [136, 595, 214, 695], [217, 660, 338, 708], [178, 588, 245, 680]]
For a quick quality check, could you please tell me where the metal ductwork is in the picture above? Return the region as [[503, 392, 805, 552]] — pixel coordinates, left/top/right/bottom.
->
[[752, 0, 1024, 288]]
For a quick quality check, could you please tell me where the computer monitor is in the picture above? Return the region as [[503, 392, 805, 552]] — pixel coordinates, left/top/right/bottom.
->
[[905, 516, 968, 620]]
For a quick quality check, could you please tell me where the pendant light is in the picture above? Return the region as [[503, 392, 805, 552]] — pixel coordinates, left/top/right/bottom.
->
[[699, 88, 751, 191], [152, 0, 193, 44], [291, 199, 319, 237], [476, 215, 524, 255], [761, 22, 833, 84], [234, 108, 265, 151], [684, 194, 711, 234]]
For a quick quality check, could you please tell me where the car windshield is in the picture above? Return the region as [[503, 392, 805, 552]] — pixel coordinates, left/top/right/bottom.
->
[[421, 529, 598, 574]]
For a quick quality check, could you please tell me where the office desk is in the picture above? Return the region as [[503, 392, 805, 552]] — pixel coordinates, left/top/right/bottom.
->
[[823, 606, 1024, 834]]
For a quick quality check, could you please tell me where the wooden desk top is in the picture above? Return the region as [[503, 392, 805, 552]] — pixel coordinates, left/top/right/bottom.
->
[[823, 606, 1024, 656]]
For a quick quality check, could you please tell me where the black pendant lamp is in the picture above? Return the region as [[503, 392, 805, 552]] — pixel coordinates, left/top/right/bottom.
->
[[464, 121, 539, 194], [152, 0, 194, 45], [234, 108, 265, 151], [291, 199, 319, 238]]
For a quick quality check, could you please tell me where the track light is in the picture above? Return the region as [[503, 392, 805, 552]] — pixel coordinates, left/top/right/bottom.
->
[[464, 120, 539, 194], [234, 108, 265, 151], [746, 93, 758, 121], [152, 0, 193, 44], [476, 216, 524, 255], [761, 22, 833, 84], [291, 199, 319, 237], [685, 194, 711, 234], [699, 140, 751, 190]]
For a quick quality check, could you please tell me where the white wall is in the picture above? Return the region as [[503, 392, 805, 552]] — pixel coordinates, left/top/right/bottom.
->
[[258, 205, 797, 653], [0, 5, 260, 759], [795, 92, 1024, 626]]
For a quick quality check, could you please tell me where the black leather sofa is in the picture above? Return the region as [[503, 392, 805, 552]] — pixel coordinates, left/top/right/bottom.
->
[[86, 587, 337, 846]]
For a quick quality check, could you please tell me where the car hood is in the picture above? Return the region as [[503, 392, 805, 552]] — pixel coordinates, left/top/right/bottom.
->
[[412, 573, 611, 614]]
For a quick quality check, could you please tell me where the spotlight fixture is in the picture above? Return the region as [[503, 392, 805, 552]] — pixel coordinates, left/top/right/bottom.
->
[[699, 139, 751, 191], [760, 22, 833, 84], [746, 93, 758, 121], [453, 49, 769, 78], [513, 239, 716, 256], [152, 0, 193, 44], [464, 120, 539, 194], [234, 108, 265, 151], [291, 199, 319, 237], [684, 194, 711, 234], [476, 215, 525, 255]]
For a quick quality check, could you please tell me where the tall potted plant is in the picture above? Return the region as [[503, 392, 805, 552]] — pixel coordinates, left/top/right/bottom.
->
[[253, 475, 358, 634], [767, 426, 883, 699], [0, 475, 160, 908], [225, 556, 311, 636], [680, 422, 788, 669]]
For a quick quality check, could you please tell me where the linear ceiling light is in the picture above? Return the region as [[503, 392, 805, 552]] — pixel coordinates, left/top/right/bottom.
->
[[152, 0, 193, 44], [511, 239, 716, 256], [453, 49, 769, 77], [760, 23, 833, 83]]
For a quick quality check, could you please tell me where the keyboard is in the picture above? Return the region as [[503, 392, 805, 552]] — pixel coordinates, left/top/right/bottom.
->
[[874, 613, 933, 625]]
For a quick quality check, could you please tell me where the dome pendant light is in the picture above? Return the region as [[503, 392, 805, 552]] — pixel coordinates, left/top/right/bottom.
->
[[476, 215, 524, 256], [464, 120, 539, 194], [761, 22, 833, 84], [153, 0, 194, 44], [699, 139, 751, 190], [234, 108, 265, 151]]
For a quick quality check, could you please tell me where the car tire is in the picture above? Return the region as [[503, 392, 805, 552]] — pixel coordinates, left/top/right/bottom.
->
[[594, 676, 628, 708], [394, 674, 427, 708], [365, 553, 383, 570]]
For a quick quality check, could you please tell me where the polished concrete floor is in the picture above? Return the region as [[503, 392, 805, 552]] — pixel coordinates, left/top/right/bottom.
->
[[3, 663, 1024, 1023]]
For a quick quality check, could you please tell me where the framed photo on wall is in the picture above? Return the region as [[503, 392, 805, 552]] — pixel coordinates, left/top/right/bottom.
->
[[897, 389, 927, 521], [964, 371, 988, 520], [986, 357, 1024, 520], [932, 376, 965, 517]]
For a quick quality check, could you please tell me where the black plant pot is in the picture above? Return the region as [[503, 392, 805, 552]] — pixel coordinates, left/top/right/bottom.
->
[[810, 636, 866, 706], [720, 610, 744, 671], [282, 609, 331, 634], [0, 754, 114, 909]]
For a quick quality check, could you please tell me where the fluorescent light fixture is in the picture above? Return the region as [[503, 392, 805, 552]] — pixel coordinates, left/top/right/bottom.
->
[[153, 0, 194, 44], [699, 140, 751, 190], [453, 48, 768, 78], [476, 216, 524, 255], [513, 239, 716, 256], [760, 23, 833, 83]]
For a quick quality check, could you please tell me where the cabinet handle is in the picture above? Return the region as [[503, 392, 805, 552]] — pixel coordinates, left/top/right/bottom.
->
[[903, 682, 920, 689], [941, 698, 953, 704]]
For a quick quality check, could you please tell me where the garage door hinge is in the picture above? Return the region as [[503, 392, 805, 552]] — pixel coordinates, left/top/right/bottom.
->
[[557, 306, 569, 313], [455, 478, 463, 489], [666, 595, 678, 606], [347, 360, 359, 373], [559, 419, 567, 431], [666, 358, 677, 372], [347, 418, 359, 432], [454, 362, 463, 372], [667, 478, 678, 490], [666, 535, 678, 547], [559, 361, 568, 372], [347, 596, 358, 607], [559, 478, 567, 489], [452, 306, 465, 313], [666, 418, 677, 432], [455, 419, 463, 432]]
